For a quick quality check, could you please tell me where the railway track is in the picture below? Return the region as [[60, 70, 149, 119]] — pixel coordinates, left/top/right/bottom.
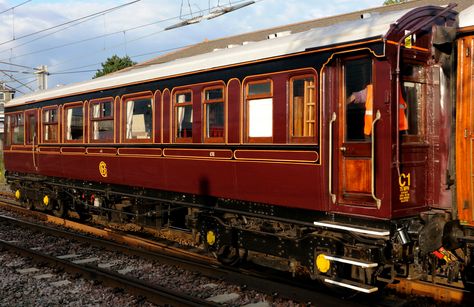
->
[[1, 195, 472, 306], [0, 199, 359, 306]]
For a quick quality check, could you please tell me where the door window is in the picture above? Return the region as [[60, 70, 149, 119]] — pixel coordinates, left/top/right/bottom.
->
[[345, 58, 372, 142]]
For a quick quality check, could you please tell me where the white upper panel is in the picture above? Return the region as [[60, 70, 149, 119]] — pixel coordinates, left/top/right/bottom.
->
[[7, 8, 412, 107], [459, 4, 474, 28]]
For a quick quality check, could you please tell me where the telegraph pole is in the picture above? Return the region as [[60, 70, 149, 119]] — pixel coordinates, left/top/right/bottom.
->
[[35, 65, 49, 90]]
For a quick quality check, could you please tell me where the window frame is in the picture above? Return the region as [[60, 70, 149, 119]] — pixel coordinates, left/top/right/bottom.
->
[[7, 112, 25, 146], [289, 74, 318, 144], [245, 79, 273, 143], [25, 109, 38, 145], [89, 97, 115, 143], [173, 89, 193, 143], [342, 56, 374, 143], [121, 92, 154, 143], [63, 102, 84, 143], [202, 85, 225, 143], [41, 106, 59, 143]]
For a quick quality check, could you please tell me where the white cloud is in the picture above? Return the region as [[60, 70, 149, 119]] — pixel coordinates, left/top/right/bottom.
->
[[0, 0, 384, 91]]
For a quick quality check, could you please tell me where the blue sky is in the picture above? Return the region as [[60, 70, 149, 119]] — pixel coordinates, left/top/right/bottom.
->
[[0, 0, 384, 95]]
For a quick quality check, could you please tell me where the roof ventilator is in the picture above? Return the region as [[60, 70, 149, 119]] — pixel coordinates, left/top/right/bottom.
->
[[267, 30, 291, 39]]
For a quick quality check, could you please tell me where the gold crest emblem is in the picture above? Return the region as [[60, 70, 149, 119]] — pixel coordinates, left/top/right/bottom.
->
[[99, 161, 108, 178]]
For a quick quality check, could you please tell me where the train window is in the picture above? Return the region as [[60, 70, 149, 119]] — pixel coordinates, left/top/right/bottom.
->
[[64, 104, 83, 142], [174, 91, 193, 142], [345, 58, 372, 142], [203, 87, 225, 143], [402, 65, 426, 138], [90, 99, 114, 142], [42, 107, 58, 143], [9, 113, 24, 145], [246, 80, 273, 142], [124, 96, 153, 141], [290, 75, 317, 143], [26, 112, 37, 145]]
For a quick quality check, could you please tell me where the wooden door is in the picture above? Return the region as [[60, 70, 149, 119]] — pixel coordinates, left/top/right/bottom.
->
[[335, 57, 376, 206], [456, 35, 474, 226]]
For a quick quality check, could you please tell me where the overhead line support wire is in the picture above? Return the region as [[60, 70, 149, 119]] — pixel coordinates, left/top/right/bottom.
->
[[0, 0, 32, 15], [0, 0, 142, 47]]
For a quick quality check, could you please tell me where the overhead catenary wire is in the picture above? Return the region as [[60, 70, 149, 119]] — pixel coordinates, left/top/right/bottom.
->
[[0, 0, 142, 47], [3, 0, 263, 91], [0, 0, 32, 16], [0, 0, 254, 62]]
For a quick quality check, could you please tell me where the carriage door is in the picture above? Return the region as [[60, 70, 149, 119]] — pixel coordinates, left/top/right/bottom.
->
[[333, 57, 378, 206], [25, 109, 39, 171]]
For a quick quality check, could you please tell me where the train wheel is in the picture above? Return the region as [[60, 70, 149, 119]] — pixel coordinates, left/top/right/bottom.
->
[[24, 199, 34, 210], [217, 245, 243, 266], [52, 199, 67, 218]]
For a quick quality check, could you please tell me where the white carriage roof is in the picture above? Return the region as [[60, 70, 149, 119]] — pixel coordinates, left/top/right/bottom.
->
[[459, 4, 474, 28], [7, 8, 414, 107]]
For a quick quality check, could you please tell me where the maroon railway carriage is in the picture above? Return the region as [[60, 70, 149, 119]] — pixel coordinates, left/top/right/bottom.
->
[[4, 5, 474, 293]]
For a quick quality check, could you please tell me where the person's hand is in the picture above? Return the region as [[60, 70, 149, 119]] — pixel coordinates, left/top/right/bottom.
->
[[347, 94, 355, 104]]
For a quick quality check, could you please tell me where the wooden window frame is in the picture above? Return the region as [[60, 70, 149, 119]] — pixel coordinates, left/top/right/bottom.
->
[[203, 85, 225, 143], [245, 79, 273, 143], [89, 98, 115, 143], [173, 89, 193, 143], [122, 93, 154, 144], [289, 74, 318, 144], [63, 102, 84, 143], [8, 112, 25, 146], [42, 106, 59, 143], [25, 109, 38, 145]]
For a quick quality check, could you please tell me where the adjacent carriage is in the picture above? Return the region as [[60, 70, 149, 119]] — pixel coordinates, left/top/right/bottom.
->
[[4, 3, 474, 293]]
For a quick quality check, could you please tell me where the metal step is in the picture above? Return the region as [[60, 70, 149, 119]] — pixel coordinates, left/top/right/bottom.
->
[[324, 277, 379, 293], [323, 254, 378, 268], [313, 220, 390, 237]]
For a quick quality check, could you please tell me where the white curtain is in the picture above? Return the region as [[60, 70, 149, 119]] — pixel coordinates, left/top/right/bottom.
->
[[126, 101, 134, 139], [66, 108, 73, 140], [92, 104, 100, 140], [249, 98, 273, 137], [44, 110, 49, 140]]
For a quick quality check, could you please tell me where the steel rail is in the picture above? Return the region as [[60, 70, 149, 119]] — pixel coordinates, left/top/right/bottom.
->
[[0, 239, 218, 307], [0, 203, 357, 307]]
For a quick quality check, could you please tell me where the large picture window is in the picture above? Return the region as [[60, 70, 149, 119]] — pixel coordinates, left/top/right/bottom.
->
[[64, 104, 84, 142], [174, 91, 193, 142], [124, 95, 153, 141], [246, 80, 273, 142], [290, 75, 317, 143], [90, 99, 114, 142], [203, 86, 225, 142], [42, 107, 58, 143]]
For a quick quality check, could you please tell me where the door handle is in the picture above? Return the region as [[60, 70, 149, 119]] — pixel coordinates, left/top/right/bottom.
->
[[339, 146, 346, 153]]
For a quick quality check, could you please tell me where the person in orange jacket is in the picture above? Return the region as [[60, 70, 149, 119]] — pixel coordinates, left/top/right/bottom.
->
[[348, 84, 408, 135]]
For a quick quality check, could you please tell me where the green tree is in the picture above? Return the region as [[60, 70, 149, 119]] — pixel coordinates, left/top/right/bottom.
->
[[93, 55, 136, 78], [383, 0, 408, 5]]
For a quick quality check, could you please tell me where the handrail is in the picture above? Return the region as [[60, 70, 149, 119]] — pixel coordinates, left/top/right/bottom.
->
[[371, 110, 381, 208], [32, 132, 38, 170], [328, 112, 337, 204]]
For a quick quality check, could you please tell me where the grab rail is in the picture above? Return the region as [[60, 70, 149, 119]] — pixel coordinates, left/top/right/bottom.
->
[[371, 110, 381, 208], [32, 132, 38, 170], [328, 112, 336, 204]]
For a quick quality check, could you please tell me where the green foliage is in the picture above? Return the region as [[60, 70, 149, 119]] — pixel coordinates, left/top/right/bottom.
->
[[93, 55, 136, 79], [383, 0, 408, 5]]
